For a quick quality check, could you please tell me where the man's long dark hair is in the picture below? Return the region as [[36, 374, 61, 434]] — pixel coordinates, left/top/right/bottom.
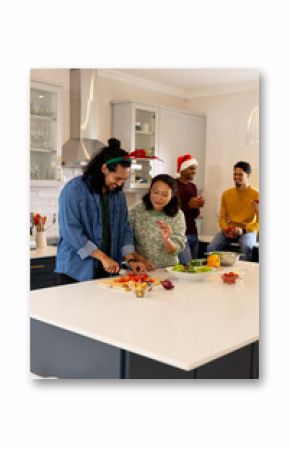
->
[[82, 138, 131, 193], [142, 174, 180, 217]]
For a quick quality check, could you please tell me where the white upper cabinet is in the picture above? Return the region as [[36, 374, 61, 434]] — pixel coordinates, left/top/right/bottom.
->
[[30, 81, 62, 186], [112, 102, 158, 190], [112, 101, 206, 191], [157, 110, 181, 179]]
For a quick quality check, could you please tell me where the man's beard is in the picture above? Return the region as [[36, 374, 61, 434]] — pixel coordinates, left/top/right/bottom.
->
[[106, 184, 123, 193]]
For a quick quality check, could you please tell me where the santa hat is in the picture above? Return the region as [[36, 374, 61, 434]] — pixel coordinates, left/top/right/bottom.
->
[[176, 154, 198, 176]]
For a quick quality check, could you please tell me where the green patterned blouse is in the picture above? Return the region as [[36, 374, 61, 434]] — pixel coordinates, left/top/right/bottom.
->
[[128, 201, 186, 268]]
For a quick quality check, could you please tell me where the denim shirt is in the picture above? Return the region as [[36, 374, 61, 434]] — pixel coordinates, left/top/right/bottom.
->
[[55, 176, 135, 281]]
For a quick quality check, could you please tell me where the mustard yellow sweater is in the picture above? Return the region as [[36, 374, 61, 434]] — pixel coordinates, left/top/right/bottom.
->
[[219, 186, 259, 233]]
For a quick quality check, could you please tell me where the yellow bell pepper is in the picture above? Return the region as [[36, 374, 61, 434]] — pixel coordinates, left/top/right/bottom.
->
[[207, 254, 220, 268]]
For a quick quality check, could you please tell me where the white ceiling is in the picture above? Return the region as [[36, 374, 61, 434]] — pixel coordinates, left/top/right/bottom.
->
[[102, 68, 259, 98]]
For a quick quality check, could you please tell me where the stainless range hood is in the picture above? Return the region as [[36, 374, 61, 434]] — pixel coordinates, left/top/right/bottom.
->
[[62, 69, 104, 168]]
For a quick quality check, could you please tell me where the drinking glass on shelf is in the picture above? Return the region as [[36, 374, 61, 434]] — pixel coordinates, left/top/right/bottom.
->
[[35, 129, 40, 145], [30, 166, 35, 179], [38, 127, 45, 147], [45, 168, 54, 180], [30, 127, 35, 145], [33, 164, 40, 179], [43, 128, 49, 148], [34, 103, 40, 115]]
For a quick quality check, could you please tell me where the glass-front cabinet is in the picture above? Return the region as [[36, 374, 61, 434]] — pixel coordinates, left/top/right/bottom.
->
[[30, 81, 62, 185], [111, 102, 158, 190]]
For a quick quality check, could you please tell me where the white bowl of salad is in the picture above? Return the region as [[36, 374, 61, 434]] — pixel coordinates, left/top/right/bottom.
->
[[166, 262, 215, 281]]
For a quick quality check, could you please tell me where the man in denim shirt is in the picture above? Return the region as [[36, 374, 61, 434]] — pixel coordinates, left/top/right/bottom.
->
[[55, 138, 146, 283]]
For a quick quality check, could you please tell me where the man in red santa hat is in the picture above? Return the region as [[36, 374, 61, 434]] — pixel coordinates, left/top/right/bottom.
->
[[176, 154, 205, 263]]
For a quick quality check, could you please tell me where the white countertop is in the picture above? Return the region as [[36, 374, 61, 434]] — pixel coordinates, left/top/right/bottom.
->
[[30, 261, 259, 371], [30, 246, 57, 259]]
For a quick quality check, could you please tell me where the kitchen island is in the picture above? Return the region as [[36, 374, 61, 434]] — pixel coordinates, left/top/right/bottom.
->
[[30, 261, 259, 379]]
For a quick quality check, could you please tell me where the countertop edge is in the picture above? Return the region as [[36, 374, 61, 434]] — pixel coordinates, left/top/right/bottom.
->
[[30, 315, 259, 372]]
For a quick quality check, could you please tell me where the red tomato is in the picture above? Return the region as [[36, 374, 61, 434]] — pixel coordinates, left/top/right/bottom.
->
[[222, 272, 239, 284]]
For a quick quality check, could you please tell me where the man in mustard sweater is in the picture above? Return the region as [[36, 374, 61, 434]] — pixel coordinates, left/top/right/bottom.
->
[[207, 161, 259, 261]]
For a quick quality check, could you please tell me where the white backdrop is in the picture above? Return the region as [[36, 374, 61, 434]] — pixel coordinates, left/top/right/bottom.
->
[[1, 1, 289, 449]]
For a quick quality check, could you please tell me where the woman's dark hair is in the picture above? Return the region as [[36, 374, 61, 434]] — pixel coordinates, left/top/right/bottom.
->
[[234, 161, 252, 174], [82, 138, 131, 193], [142, 174, 179, 217]]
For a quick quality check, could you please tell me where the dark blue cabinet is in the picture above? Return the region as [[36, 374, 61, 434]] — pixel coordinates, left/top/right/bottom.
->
[[30, 256, 60, 290]]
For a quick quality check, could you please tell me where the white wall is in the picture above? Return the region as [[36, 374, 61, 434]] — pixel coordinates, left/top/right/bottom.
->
[[187, 89, 259, 235]]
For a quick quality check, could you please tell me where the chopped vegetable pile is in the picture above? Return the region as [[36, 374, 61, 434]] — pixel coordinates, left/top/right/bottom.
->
[[115, 272, 156, 284]]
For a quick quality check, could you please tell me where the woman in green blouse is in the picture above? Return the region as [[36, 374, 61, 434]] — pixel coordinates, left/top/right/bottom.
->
[[128, 174, 186, 270]]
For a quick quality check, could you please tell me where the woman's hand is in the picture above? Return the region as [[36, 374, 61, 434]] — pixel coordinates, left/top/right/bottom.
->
[[157, 220, 177, 254], [157, 220, 172, 241], [129, 254, 155, 272], [142, 259, 155, 271]]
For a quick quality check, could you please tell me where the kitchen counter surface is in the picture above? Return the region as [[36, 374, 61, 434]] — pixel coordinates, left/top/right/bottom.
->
[[30, 246, 57, 259], [30, 261, 259, 371]]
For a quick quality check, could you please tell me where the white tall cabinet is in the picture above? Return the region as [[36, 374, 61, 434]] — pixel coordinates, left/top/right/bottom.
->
[[111, 101, 206, 191], [30, 80, 63, 186]]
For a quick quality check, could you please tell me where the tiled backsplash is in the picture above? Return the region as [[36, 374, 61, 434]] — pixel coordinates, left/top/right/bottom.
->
[[30, 168, 83, 238], [30, 185, 60, 238]]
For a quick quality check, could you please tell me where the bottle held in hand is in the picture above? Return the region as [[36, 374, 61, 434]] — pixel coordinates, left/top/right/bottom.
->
[[196, 196, 205, 207]]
